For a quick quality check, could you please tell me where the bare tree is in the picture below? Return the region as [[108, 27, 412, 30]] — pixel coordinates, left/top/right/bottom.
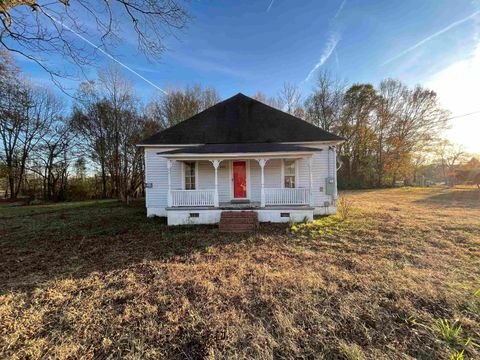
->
[[0, 1, 189, 84], [374, 79, 404, 186], [1, 51, 73, 200], [1, 52, 60, 198], [252, 91, 283, 110], [278, 82, 301, 114], [29, 115, 76, 200], [387, 82, 449, 185], [0, 72, 60, 199], [293, 106, 305, 119], [435, 140, 466, 186], [0, 51, 27, 198], [72, 81, 111, 198], [98, 65, 136, 198], [304, 70, 345, 131], [332, 79, 449, 187], [147, 85, 220, 128], [337, 83, 378, 186], [200, 87, 221, 111], [73, 64, 164, 200]]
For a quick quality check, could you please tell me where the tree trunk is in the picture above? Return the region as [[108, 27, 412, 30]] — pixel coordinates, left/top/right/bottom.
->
[[100, 160, 107, 198], [8, 173, 16, 200]]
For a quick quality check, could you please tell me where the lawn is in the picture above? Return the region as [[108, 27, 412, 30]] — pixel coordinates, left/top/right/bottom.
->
[[0, 187, 479, 359]]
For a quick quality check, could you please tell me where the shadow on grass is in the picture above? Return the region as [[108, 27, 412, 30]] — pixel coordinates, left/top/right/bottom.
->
[[0, 199, 120, 218], [414, 188, 480, 209], [0, 200, 283, 293]]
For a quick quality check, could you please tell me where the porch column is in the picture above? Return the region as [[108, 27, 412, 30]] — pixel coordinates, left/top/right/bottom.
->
[[210, 160, 221, 207], [257, 159, 268, 207], [167, 159, 173, 207], [332, 146, 338, 200], [308, 157, 314, 207]]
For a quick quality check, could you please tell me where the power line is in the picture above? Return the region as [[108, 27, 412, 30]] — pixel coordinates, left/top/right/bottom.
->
[[43, 9, 168, 95], [448, 110, 480, 120]]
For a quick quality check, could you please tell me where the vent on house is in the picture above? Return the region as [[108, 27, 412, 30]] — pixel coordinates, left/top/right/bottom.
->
[[280, 213, 290, 218], [189, 213, 199, 218]]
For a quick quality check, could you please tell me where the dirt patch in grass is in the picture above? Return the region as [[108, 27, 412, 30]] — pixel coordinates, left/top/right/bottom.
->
[[1, 187, 479, 359]]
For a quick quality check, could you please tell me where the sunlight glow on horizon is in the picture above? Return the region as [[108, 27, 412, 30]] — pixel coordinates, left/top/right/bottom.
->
[[427, 43, 480, 155]]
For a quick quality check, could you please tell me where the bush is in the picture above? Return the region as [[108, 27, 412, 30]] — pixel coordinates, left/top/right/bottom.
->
[[337, 196, 353, 221]]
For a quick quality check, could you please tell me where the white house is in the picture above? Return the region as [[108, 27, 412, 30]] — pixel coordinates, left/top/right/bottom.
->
[[138, 93, 344, 226]]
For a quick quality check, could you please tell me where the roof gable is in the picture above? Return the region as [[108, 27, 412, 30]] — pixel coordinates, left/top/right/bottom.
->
[[140, 93, 343, 145]]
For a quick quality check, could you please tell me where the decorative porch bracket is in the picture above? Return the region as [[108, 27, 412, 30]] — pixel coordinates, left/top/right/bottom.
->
[[209, 159, 222, 207], [256, 158, 269, 207]]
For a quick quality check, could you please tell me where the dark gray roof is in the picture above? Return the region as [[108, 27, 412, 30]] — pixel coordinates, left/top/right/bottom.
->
[[159, 143, 323, 155], [140, 93, 343, 145]]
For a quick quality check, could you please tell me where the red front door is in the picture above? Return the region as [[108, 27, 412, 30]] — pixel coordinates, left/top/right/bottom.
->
[[233, 161, 247, 198]]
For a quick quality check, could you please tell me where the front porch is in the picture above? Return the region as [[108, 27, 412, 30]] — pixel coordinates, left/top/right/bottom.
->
[[164, 162, 316, 225], [169, 187, 312, 208], [156, 143, 329, 225], [167, 200, 314, 210]]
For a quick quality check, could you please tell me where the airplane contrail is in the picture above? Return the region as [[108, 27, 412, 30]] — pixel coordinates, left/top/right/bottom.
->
[[302, 0, 346, 83], [333, 0, 347, 20], [43, 9, 168, 94], [303, 33, 340, 82], [267, 0, 275, 12], [382, 10, 480, 66]]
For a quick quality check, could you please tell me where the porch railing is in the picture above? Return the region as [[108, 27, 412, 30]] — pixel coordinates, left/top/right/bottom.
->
[[170, 189, 215, 207], [264, 188, 310, 206]]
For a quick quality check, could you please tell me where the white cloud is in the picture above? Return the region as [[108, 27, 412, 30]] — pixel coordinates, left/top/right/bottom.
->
[[427, 44, 480, 153]]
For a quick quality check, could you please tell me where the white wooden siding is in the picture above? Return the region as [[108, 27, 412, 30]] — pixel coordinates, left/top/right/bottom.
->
[[250, 160, 261, 201], [264, 159, 282, 188], [197, 161, 214, 189], [144, 144, 337, 216], [309, 145, 334, 207], [144, 148, 170, 213], [217, 161, 230, 202]]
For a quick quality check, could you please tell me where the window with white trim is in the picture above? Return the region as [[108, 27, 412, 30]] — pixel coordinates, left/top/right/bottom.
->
[[284, 159, 296, 188], [184, 162, 196, 190]]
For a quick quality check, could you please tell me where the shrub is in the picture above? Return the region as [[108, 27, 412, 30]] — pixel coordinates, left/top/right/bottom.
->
[[337, 196, 353, 221]]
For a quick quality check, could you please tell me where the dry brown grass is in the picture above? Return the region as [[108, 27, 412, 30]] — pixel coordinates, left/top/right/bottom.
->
[[0, 187, 479, 359]]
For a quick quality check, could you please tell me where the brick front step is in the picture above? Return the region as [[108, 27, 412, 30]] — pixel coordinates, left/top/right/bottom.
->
[[221, 211, 258, 218], [220, 217, 257, 224], [219, 211, 258, 233]]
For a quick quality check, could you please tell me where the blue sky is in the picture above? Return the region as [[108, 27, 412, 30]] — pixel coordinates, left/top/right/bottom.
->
[[15, 0, 480, 152]]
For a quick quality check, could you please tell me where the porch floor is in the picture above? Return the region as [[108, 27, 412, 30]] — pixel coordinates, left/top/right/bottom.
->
[[166, 201, 314, 211]]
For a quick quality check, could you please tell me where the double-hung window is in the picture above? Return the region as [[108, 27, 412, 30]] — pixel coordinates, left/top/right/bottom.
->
[[184, 162, 196, 190], [284, 159, 296, 188]]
